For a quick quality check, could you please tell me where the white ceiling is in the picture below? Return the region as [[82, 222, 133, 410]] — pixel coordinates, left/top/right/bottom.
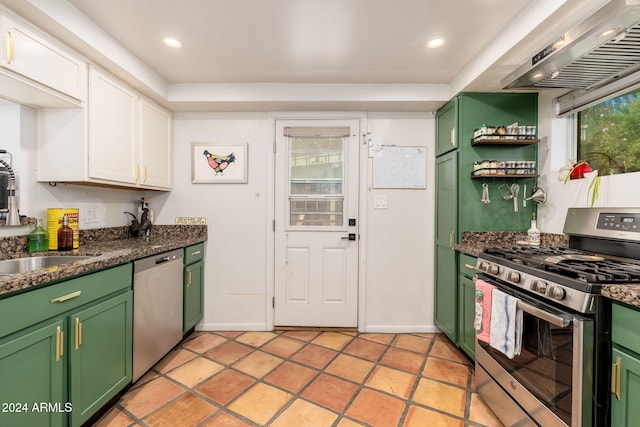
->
[[0, 0, 607, 111], [66, 0, 532, 85]]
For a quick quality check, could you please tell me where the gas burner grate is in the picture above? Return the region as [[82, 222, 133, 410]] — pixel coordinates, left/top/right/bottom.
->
[[483, 247, 640, 284]]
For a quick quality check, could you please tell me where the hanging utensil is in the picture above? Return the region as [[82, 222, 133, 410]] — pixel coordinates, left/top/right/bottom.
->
[[525, 186, 547, 204], [498, 183, 513, 200], [481, 183, 490, 204], [511, 183, 520, 212]]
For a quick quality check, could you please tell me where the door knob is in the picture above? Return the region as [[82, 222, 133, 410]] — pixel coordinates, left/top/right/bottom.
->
[[341, 233, 357, 241]]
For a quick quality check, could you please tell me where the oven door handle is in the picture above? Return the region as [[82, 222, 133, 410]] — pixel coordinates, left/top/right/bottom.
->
[[516, 300, 572, 328]]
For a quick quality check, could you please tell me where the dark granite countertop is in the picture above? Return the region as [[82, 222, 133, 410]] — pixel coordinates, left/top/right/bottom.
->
[[602, 285, 640, 310], [454, 231, 568, 257], [0, 225, 207, 298], [455, 230, 640, 308]]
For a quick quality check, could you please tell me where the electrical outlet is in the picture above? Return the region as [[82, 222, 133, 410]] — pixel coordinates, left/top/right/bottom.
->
[[175, 217, 207, 225], [85, 207, 99, 223]]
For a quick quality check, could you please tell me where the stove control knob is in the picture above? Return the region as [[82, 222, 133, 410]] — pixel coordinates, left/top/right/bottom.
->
[[534, 280, 548, 294], [488, 264, 500, 275], [508, 271, 521, 283], [551, 287, 566, 300], [479, 262, 489, 272]]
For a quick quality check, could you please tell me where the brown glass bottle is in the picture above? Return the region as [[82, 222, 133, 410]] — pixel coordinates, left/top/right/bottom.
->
[[57, 214, 74, 251]]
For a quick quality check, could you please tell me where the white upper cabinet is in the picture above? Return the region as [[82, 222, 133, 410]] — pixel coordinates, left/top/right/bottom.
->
[[138, 98, 172, 189], [38, 67, 172, 191], [0, 13, 87, 105], [88, 68, 137, 185]]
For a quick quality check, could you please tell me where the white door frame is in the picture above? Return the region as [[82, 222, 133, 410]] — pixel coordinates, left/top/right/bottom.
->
[[265, 112, 368, 331]]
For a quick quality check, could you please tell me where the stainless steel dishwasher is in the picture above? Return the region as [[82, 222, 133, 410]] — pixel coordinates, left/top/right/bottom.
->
[[133, 248, 184, 382]]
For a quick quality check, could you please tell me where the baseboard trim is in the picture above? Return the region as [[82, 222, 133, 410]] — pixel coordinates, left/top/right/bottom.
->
[[198, 322, 267, 331], [363, 325, 440, 334]]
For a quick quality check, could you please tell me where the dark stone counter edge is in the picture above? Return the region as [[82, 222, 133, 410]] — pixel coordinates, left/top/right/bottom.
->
[[0, 225, 207, 299]]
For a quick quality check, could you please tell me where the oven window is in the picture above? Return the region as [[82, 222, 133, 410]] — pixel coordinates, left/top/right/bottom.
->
[[479, 312, 573, 424]]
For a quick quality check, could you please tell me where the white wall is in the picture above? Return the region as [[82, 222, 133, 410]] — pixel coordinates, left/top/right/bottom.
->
[[537, 92, 640, 233], [151, 113, 272, 330], [363, 113, 435, 332], [153, 112, 436, 332]]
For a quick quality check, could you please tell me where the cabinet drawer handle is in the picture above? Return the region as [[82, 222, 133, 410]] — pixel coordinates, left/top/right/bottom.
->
[[450, 127, 456, 146], [143, 165, 148, 182], [449, 231, 455, 250], [464, 263, 477, 271], [187, 270, 192, 287], [50, 290, 81, 304], [5, 31, 14, 64], [191, 250, 201, 256]]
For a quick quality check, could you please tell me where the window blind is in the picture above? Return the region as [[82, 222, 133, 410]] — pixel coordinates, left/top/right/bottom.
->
[[283, 126, 351, 138]]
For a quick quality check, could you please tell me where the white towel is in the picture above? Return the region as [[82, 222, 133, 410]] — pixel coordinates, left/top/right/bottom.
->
[[489, 289, 523, 359]]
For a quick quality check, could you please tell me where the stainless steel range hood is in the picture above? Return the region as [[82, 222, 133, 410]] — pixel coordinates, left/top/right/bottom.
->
[[502, 0, 640, 91]]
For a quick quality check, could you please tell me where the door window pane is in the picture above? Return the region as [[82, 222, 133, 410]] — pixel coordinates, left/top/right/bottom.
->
[[289, 136, 345, 227]]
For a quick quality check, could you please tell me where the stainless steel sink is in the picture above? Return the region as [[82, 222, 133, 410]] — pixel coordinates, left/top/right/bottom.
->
[[0, 256, 92, 275]]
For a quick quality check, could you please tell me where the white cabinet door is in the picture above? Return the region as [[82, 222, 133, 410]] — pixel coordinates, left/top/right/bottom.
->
[[0, 14, 87, 102], [139, 98, 172, 189], [88, 69, 137, 185]]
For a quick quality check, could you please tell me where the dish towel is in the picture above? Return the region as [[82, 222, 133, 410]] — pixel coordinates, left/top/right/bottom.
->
[[474, 279, 496, 344], [489, 289, 523, 359]]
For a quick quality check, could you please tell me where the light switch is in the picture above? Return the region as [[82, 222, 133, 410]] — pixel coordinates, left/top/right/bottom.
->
[[374, 195, 388, 209]]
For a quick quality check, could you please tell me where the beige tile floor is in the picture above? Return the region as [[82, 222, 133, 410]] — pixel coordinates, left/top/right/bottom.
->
[[95, 331, 504, 427]]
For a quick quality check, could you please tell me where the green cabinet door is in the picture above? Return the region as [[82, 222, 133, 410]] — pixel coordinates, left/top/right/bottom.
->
[[458, 275, 476, 359], [436, 100, 457, 156], [0, 320, 65, 427], [184, 259, 204, 332], [458, 254, 477, 359], [68, 291, 132, 427], [611, 347, 640, 427], [434, 151, 458, 341]]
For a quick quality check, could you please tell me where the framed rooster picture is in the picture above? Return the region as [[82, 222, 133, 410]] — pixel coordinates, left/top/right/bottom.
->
[[191, 142, 248, 184]]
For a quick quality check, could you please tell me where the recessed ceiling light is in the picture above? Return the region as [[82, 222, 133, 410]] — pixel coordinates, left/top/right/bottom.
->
[[427, 38, 445, 49], [163, 38, 182, 48]]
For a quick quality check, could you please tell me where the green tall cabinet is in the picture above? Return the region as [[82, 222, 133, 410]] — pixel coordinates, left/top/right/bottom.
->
[[434, 92, 538, 356]]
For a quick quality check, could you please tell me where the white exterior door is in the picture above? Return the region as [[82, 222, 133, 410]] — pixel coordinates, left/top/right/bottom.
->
[[274, 119, 360, 327]]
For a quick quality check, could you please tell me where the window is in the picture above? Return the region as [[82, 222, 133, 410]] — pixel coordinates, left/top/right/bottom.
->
[[283, 126, 350, 228], [576, 88, 640, 175]]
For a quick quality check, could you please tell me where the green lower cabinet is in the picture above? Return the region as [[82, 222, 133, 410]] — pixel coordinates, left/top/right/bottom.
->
[[458, 254, 477, 360], [0, 320, 65, 427], [0, 264, 133, 427], [68, 291, 132, 427], [611, 348, 640, 427], [184, 260, 204, 332], [611, 302, 640, 427], [458, 275, 476, 359]]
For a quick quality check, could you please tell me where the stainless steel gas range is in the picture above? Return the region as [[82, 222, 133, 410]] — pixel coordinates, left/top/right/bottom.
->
[[475, 208, 640, 427]]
